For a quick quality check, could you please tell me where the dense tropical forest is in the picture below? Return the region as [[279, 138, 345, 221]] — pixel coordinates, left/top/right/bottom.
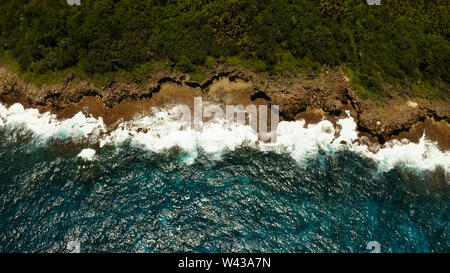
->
[[0, 0, 448, 98]]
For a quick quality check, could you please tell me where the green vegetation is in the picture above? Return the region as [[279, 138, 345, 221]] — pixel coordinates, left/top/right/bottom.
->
[[0, 0, 448, 97]]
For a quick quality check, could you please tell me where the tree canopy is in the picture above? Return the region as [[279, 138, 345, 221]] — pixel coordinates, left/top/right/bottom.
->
[[0, 0, 448, 97]]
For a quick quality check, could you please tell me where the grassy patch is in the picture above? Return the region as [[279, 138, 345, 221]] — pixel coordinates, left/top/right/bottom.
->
[[411, 81, 449, 100], [204, 56, 217, 69], [189, 71, 205, 83], [343, 66, 383, 100], [0, 51, 172, 88], [132, 60, 169, 76], [226, 56, 267, 72]]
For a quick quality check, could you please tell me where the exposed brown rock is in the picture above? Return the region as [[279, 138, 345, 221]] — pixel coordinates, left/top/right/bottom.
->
[[0, 64, 448, 151]]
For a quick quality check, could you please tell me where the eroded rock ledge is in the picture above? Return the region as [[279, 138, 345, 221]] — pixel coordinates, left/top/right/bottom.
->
[[0, 65, 449, 150]]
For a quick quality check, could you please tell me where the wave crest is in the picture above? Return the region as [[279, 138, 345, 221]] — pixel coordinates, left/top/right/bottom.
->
[[1, 103, 448, 174]]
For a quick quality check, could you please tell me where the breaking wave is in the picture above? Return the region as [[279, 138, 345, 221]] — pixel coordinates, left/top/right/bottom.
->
[[1, 103, 448, 175]]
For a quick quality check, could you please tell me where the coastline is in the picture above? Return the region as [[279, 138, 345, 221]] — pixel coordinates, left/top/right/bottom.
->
[[0, 63, 449, 151]]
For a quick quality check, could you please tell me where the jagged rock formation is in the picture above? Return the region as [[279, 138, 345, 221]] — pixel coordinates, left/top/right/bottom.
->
[[0, 65, 448, 148]]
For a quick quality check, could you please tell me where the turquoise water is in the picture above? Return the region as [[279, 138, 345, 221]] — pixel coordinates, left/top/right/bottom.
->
[[0, 127, 448, 253]]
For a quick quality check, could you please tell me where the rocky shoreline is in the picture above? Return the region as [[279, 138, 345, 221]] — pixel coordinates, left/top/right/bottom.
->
[[0, 64, 449, 151]]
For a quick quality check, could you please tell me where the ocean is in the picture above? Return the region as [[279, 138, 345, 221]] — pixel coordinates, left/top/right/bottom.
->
[[0, 103, 448, 253]]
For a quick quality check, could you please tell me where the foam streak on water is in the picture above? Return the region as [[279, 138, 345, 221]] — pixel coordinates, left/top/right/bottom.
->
[[77, 148, 96, 161]]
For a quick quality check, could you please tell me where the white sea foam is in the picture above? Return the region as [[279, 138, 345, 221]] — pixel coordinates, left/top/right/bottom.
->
[[1, 103, 448, 173], [77, 148, 96, 161], [66, 240, 81, 253], [274, 111, 450, 173], [0, 103, 106, 143], [99, 109, 259, 162], [275, 119, 336, 160]]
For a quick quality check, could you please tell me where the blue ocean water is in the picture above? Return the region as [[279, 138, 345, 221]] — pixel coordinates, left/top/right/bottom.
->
[[0, 127, 448, 253]]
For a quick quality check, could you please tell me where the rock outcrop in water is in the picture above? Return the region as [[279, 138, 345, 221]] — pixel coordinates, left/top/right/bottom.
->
[[0, 64, 449, 150]]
